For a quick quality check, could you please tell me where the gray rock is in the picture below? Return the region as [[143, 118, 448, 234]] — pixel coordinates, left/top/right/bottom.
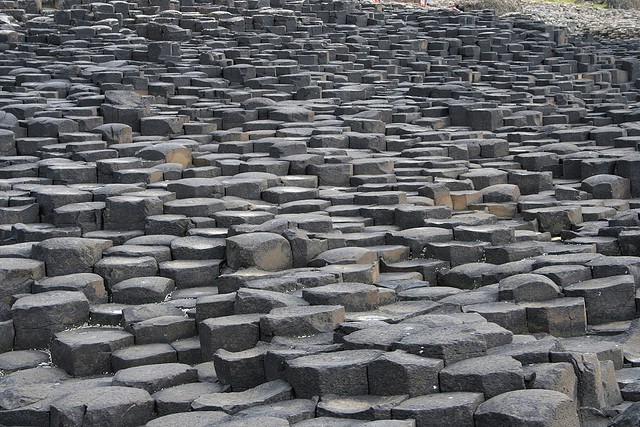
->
[[286, 350, 383, 398], [439, 355, 525, 398], [111, 277, 175, 304], [474, 389, 579, 427], [226, 232, 293, 271], [563, 275, 636, 324], [498, 273, 561, 302], [200, 314, 261, 360], [12, 291, 90, 349], [368, 350, 442, 397], [33, 273, 107, 304], [523, 362, 578, 401], [130, 315, 196, 345], [145, 411, 229, 427], [191, 380, 293, 414], [152, 382, 224, 416], [0, 258, 45, 304], [111, 343, 177, 372], [51, 328, 134, 376], [50, 386, 154, 427], [260, 305, 345, 340], [0, 350, 49, 373], [214, 345, 268, 391], [391, 392, 484, 427], [237, 398, 317, 424], [112, 363, 198, 394], [317, 394, 408, 421]]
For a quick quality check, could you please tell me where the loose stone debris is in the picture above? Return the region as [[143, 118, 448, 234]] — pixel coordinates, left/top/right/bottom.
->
[[0, 0, 639, 425]]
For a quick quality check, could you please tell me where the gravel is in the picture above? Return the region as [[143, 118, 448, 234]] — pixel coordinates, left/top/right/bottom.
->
[[399, 0, 640, 39], [515, 1, 640, 39]]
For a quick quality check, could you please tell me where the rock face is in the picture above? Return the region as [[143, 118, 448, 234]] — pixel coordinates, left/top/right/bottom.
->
[[1, 0, 640, 425]]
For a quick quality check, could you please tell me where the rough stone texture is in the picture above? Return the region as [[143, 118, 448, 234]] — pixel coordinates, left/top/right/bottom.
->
[[50, 328, 134, 376], [286, 350, 383, 398], [226, 233, 293, 271], [12, 291, 90, 349], [112, 363, 198, 394], [0, 0, 639, 425], [474, 389, 579, 427], [439, 355, 525, 398], [49, 386, 155, 427], [392, 392, 484, 427]]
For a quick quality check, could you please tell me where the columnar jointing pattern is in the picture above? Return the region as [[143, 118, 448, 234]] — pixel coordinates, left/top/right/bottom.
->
[[0, 0, 639, 425]]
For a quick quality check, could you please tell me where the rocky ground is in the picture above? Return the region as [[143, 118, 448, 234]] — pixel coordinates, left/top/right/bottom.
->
[[518, 1, 640, 39], [1, 0, 640, 426], [425, 0, 640, 39]]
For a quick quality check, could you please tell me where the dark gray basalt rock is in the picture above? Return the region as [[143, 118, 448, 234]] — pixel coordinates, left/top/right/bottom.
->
[[0, 0, 639, 425]]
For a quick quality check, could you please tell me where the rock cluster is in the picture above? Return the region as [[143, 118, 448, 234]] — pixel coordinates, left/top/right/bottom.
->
[[0, 0, 639, 426]]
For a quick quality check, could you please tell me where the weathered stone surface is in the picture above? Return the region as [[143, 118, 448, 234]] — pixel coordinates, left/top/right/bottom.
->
[[0, 2, 639, 426], [146, 411, 230, 427], [439, 355, 525, 398], [112, 363, 198, 394], [286, 350, 383, 398], [50, 386, 155, 427], [368, 350, 442, 397], [524, 298, 587, 337], [550, 352, 608, 409], [563, 275, 636, 324], [111, 343, 177, 372], [111, 277, 175, 304], [51, 328, 134, 376], [610, 402, 640, 427], [214, 345, 268, 391], [393, 325, 488, 365], [474, 389, 579, 427], [152, 382, 224, 416], [317, 394, 408, 421], [260, 305, 345, 340], [192, 380, 293, 414], [0, 258, 45, 304], [200, 314, 261, 360], [12, 291, 90, 349], [523, 362, 577, 400], [130, 315, 196, 345], [0, 349, 48, 373], [392, 392, 484, 427], [302, 283, 385, 311], [498, 274, 561, 303], [226, 233, 293, 271], [31, 238, 111, 276], [237, 398, 317, 424], [33, 273, 107, 304], [94, 256, 158, 289]]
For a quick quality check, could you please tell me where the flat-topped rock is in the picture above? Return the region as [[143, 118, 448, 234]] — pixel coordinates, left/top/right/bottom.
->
[[192, 380, 293, 414], [226, 232, 293, 271], [0, 257, 45, 304], [112, 363, 198, 394], [12, 291, 89, 350], [391, 392, 484, 427], [474, 389, 579, 427], [49, 386, 155, 427], [0, 2, 639, 425], [286, 350, 383, 398]]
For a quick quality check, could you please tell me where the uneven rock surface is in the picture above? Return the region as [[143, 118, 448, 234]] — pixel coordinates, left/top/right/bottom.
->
[[0, 0, 640, 426]]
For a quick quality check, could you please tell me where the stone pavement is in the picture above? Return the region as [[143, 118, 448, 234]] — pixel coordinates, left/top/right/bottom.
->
[[0, 0, 639, 425]]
